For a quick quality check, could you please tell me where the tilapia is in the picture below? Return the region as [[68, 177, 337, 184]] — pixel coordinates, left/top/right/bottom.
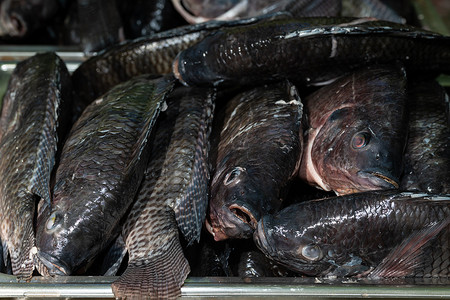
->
[[238, 250, 294, 278], [35, 75, 173, 276], [172, 0, 341, 24], [299, 66, 407, 195], [71, 13, 283, 105], [207, 80, 303, 241], [254, 190, 450, 277], [77, 0, 124, 53], [111, 86, 215, 299], [0, 52, 73, 279], [173, 17, 450, 87], [400, 80, 450, 194]]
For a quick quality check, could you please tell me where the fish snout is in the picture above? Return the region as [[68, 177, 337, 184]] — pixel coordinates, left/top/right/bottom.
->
[[253, 217, 275, 257], [207, 203, 257, 240], [357, 169, 399, 190], [35, 250, 71, 276]]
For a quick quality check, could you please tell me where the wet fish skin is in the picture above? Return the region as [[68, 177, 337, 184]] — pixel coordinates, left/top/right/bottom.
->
[[207, 80, 303, 241], [71, 14, 282, 106], [0, 52, 73, 279], [299, 66, 408, 195], [173, 17, 450, 87], [112, 86, 215, 299], [400, 80, 450, 194], [238, 250, 294, 278], [254, 190, 450, 277], [35, 75, 173, 276]]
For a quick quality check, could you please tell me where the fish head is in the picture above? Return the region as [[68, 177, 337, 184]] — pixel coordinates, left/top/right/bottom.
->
[[310, 103, 405, 195], [253, 209, 337, 276], [35, 191, 106, 276], [208, 162, 280, 241]]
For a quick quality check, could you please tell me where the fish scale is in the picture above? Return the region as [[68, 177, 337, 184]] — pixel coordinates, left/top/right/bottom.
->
[[111, 86, 215, 299], [0, 52, 73, 279]]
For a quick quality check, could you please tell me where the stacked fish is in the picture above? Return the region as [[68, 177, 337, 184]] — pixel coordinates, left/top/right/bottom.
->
[[0, 4, 450, 300]]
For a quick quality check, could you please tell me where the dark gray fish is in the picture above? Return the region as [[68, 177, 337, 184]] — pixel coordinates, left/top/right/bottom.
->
[[0, 0, 59, 38], [207, 80, 303, 241], [342, 0, 405, 23], [111, 86, 215, 299], [118, 0, 186, 39], [299, 66, 408, 195], [35, 75, 173, 277], [238, 250, 294, 278], [400, 80, 450, 194], [254, 190, 450, 277], [71, 12, 287, 106], [172, 0, 340, 24], [173, 17, 450, 87], [0, 52, 73, 279], [76, 0, 124, 53]]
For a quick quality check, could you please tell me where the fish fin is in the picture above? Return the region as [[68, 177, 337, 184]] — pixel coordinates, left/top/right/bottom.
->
[[111, 235, 190, 299], [125, 76, 174, 176], [369, 217, 450, 278], [101, 235, 128, 276]]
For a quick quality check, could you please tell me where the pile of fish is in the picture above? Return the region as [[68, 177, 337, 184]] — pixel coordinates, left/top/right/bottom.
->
[[0, 2, 450, 299]]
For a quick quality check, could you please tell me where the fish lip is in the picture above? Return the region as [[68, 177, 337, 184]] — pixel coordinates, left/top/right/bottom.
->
[[35, 251, 71, 276], [207, 204, 255, 240], [253, 218, 273, 256], [228, 204, 258, 230], [357, 170, 399, 189]]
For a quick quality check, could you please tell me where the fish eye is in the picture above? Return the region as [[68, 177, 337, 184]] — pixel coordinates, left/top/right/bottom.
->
[[46, 211, 62, 231], [301, 244, 323, 261], [224, 167, 244, 185], [351, 132, 370, 149]]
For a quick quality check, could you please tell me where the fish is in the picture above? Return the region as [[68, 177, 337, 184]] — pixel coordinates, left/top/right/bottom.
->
[[35, 75, 174, 277], [207, 80, 303, 241], [0, 52, 73, 279], [71, 13, 286, 106], [299, 66, 408, 195], [254, 190, 450, 277], [76, 0, 124, 54], [0, 0, 59, 38], [171, 0, 341, 24], [118, 0, 187, 39], [111, 86, 215, 299], [172, 17, 450, 87], [400, 79, 450, 194]]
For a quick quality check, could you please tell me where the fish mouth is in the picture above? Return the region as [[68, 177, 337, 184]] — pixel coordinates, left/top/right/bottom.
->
[[357, 170, 399, 190], [206, 204, 256, 241], [35, 251, 71, 276]]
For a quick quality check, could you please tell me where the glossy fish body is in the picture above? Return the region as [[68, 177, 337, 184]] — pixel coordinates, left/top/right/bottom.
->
[[172, 0, 340, 24], [238, 250, 293, 278], [112, 87, 215, 299], [254, 190, 450, 277], [400, 80, 450, 194], [35, 75, 173, 276], [299, 66, 407, 195], [0, 52, 73, 279], [173, 17, 450, 87], [207, 80, 303, 241], [72, 14, 280, 105]]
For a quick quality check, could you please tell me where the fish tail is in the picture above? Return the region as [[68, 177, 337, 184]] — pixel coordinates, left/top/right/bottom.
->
[[112, 235, 190, 299]]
